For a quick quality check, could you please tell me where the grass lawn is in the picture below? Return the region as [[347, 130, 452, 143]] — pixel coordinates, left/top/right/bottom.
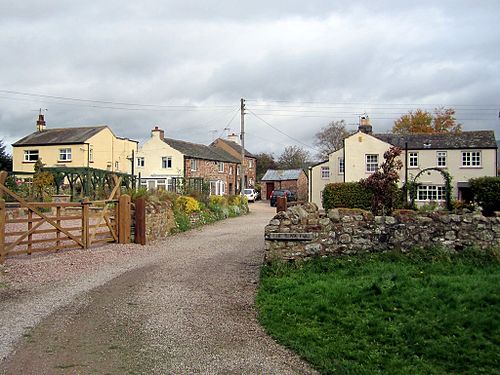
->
[[256, 247, 500, 374]]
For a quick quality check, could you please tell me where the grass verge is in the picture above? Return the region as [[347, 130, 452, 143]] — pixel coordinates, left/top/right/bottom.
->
[[256, 247, 500, 374]]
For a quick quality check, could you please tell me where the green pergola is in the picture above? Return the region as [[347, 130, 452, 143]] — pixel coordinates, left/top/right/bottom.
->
[[41, 167, 134, 200]]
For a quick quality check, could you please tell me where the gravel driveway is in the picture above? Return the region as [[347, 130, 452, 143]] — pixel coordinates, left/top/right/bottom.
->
[[0, 202, 317, 374]]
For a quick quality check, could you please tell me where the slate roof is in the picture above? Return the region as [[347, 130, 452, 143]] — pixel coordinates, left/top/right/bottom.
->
[[372, 130, 497, 150], [163, 138, 240, 163], [211, 138, 255, 158], [261, 169, 304, 181], [13, 126, 109, 146]]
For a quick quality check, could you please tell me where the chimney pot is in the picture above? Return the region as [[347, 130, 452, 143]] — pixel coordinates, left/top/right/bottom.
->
[[36, 114, 46, 132], [358, 114, 372, 134], [151, 126, 164, 140]]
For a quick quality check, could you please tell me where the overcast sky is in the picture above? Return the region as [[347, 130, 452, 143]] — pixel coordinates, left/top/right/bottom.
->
[[0, 0, 498, 160]]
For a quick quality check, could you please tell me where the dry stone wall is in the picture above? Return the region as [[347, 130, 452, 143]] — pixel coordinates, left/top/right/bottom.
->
[[264, 203, 500, 262], [143, 201, 177, 241]]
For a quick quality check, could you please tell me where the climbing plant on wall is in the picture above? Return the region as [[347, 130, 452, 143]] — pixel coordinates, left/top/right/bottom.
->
[[409, 168, 453, 210]]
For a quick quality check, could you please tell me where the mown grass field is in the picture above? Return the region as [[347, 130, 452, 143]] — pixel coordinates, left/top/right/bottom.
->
[[256, 248, 500, 375]]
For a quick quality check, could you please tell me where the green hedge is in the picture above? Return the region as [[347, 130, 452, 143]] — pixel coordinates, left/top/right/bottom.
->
[[322, 182, 372, 211], [470, 176, 500, 216]]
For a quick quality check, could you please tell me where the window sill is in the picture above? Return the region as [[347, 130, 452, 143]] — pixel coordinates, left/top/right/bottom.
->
[[58, 160, 72, 163], [22, 161, 37, 163], [460, 166, 482, 169], [408, 166, 419, 169], [415, 200, 445, 202]]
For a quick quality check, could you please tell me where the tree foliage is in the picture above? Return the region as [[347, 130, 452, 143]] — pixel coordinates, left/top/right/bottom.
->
[[0, 139, 12, 171], [392, 107, 462, 134], [32, 159, 54, 200], [255, 152, 277, 181], [469, 176, 500, 216], [314, 120, 350, 160], [277, 146, 310, 170], [363, 147, 403, 215]]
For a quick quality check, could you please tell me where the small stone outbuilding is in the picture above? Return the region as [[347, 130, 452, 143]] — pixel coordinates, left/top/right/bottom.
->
[[261, 169, 308, 201]]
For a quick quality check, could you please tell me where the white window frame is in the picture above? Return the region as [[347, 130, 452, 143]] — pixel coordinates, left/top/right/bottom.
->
[[23, 150, 39, 162], [229, 166, 233, 175], [89, 147, 94, 163], [461, 151, 481, 167], [191, 159, 198, 171], [320, 166, 330, 179], [218, 162, 224, 173], [248, 159, 253, 168], [162, 156, 172, 169], [59, 148, 72, 162], [408, 152, 418, 168], [436, 151, 447, 167], [115, 161, 119, 170], [338, 157, 345, 174], [366, 154, 378, 173], [416, 185, 446, 202], [137, 157, 144, 167], [156, 179, 166, 190]]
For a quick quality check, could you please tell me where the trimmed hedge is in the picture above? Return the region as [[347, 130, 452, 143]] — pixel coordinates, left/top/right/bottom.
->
[[322, 182, 372, 211], [470, 176, 500, 216]]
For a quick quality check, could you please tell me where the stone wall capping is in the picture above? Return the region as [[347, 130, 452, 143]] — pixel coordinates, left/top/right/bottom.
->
[[264, 204, 499, 262]]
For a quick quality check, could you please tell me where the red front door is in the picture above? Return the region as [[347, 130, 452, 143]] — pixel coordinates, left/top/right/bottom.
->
[[266, 182, 274, 200]]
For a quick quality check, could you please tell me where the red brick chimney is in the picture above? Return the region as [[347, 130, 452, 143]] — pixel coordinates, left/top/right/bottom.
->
[[151, 126, 164, 140], [36, 113, 46, 132]]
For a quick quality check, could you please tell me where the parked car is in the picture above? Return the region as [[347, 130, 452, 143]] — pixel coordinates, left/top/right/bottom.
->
[[270, 189, 297, 207], [244, 188, 259, 202]]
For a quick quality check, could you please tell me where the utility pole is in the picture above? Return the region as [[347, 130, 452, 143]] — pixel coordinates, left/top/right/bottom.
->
[[240, 98, 245, 195]]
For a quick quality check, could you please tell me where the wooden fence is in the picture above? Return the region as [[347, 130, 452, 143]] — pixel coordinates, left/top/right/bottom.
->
[[0, 171, 131, 263]]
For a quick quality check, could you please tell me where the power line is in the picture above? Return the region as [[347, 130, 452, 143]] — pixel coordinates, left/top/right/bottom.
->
[[246, 98, 500, 108], [247, 110, 319, 153], [0, 89, 234, 110], [251, 112, 495, 121]]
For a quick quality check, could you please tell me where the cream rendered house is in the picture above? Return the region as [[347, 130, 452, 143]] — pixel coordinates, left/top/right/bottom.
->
[[12, 114, 137, 176], [136, 126, 240, 194], [310, 117, 498, 208], [135, 126, 185, 190]]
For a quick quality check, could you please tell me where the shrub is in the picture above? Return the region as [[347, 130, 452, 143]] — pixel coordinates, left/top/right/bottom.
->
[[209, 195, 228, 207], [173, 209, 191, 232], [322, 182, 372, 211], [176, 195, 200, 214], [126, 187, 149, 202], [363, 146, 403, 215], [470, 176, 500, 216]]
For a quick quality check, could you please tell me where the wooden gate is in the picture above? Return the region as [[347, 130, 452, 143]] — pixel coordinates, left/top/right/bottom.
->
[[0, 172, 130, 263]]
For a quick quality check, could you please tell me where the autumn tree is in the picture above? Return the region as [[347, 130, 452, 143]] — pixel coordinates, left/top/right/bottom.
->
[[254, 152, 277, 181], [314, 120, 350, 160], [392, 107, 461, 134], [277, 145, 310, 170]]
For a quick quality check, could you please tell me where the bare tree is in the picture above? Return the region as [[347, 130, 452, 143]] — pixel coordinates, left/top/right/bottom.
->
[[314, 120, 350, 160], [277, 146, 310, 170]]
